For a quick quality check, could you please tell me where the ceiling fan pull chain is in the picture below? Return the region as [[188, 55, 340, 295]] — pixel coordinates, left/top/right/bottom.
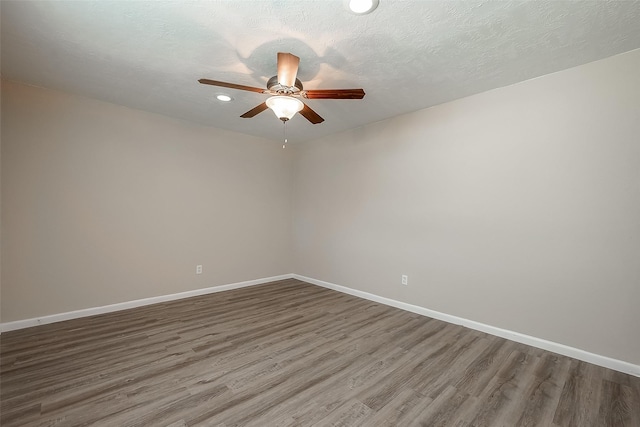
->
[[283, 120, 287, 149]]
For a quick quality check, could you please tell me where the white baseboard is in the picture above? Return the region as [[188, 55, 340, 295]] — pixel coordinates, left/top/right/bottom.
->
[[3, 272, 637, 377], [293, 274, 640, 378], [0, 274, 294, 333]]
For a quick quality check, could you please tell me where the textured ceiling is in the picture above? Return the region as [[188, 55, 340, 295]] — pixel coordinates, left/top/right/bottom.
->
[[2, 1, 640, 143]]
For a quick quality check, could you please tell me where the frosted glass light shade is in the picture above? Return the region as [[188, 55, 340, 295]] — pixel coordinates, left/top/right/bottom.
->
[[266, 96, 304, 121]]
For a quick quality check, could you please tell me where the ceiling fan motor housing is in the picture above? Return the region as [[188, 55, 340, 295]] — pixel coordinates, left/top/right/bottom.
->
[[267, 76, 303, 94]]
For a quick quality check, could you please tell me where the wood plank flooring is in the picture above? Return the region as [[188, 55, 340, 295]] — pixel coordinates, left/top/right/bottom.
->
[[1, 278, 639, 426]]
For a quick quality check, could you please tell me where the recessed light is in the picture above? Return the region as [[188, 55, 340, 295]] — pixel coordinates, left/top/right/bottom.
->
[[216, 94, 232, 102], [347, 0, 379, 15]]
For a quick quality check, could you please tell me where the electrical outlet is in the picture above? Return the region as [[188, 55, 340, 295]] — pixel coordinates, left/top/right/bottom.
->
[[196, 265, 202, 274], [402, 275, 408, 285]]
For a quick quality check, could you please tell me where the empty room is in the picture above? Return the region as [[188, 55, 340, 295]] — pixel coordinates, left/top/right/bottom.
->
[[1, 1, 639, 426]]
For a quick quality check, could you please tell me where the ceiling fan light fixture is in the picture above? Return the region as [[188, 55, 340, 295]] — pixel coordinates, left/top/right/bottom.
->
[[347, 0, 379, 15], [266, 96, 304, 121], [216, 94, 232, 102]]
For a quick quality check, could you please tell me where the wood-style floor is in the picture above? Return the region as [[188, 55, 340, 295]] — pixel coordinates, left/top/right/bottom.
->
[[1, 279, 639, 426]]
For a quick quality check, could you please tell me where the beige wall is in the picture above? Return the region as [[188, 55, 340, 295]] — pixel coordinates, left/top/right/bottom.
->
[[292, 49, 640, 365], [1, 80, 293, 321]]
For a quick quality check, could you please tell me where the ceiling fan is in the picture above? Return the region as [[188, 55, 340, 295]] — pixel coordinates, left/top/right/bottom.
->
[[199, 52, 365, 124]]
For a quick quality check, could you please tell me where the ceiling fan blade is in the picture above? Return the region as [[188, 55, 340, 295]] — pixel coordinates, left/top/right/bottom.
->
[[277, 52, 300, 87], [198, 79, 266, 94], [240, 102, 269, 118], [302, 89, 365, 99], [299, 103, 324, 124]]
